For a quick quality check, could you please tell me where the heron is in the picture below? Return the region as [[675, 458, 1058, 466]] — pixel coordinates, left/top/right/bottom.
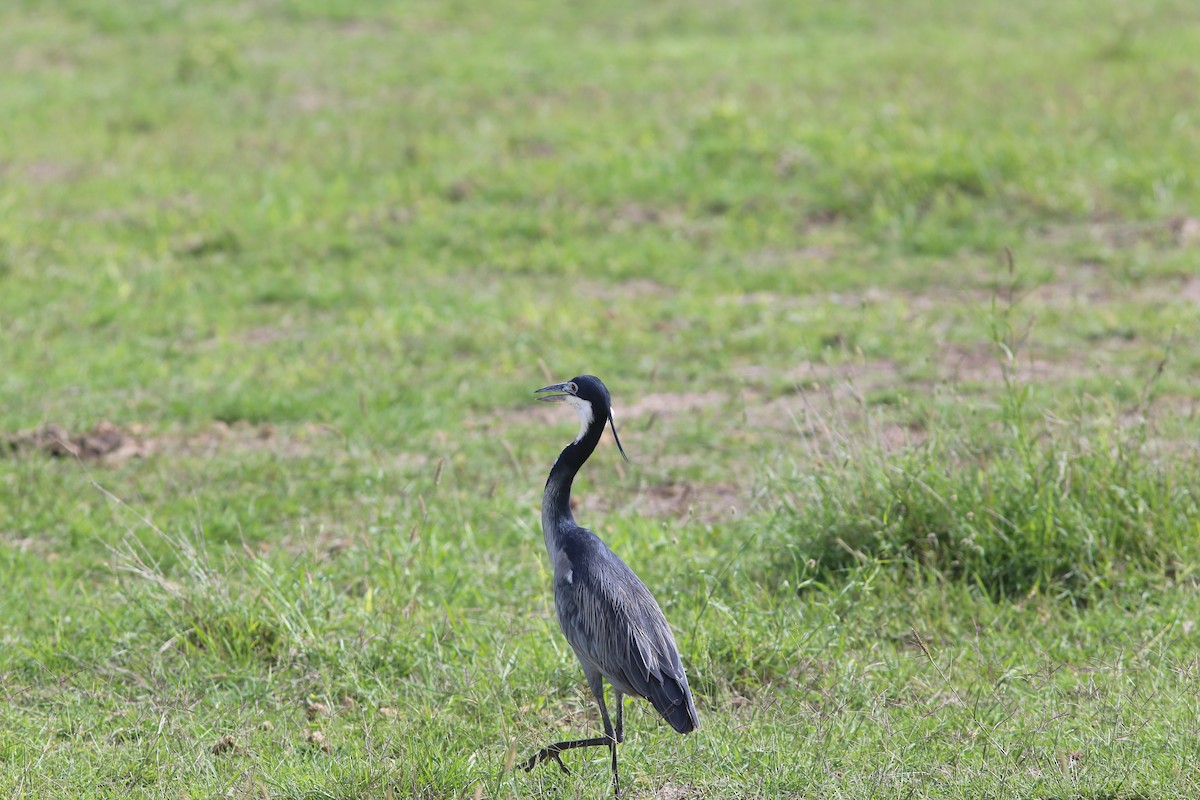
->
[[520, 375, 699, 796]]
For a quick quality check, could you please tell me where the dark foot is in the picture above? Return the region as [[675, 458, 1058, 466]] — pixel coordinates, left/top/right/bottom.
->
[[520, 746, 570, 775]]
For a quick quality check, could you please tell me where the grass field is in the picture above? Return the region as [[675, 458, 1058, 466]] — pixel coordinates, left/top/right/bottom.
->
[[3, 0, 1200, 797]]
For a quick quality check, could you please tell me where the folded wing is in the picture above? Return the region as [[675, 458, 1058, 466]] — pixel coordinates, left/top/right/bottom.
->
[[554, 530, 699, 734]]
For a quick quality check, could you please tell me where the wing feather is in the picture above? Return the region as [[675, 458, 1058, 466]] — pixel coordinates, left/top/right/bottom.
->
[[553, 530, 699, 734]]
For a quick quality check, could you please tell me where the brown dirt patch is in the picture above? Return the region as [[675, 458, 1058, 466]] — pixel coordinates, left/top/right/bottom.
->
[[4, 422, 149, 464], [620, 391, 728, 419], [605, 203, 733, 243], [736, 359, 906, 434], [743, 244, 839, 270], [1, 533, 61, 560], [644, 480, 743, 522], [575, 277, 675, 304], [735, 358, 899, 390], [277, 528, 359, 561], [24, 160, 80, 184], [1173, 217, 1200, 247], [612, 481, 744, 523], [294, 89, 337, 113], [1041, 216, 1196, 250], [2, 421, 341, 465], [741, 391, 930, 453], [938, 345, 1074, 385], [1179, 277, 1200, 304], [608, 203, 688, 231], [210, 734, 239, 755], [235, 326, 292, 346]]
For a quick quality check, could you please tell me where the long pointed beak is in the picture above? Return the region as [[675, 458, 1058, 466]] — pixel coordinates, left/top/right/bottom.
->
[[534, 382, 572, 402]]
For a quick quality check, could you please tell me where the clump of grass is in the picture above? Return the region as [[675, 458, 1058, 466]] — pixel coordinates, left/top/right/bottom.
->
[[779, 424, 1197, 599], [111, 519, 323, 667], [774, 261, 1197, 601]]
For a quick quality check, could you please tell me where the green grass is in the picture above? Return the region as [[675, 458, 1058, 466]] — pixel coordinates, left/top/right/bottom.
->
[[2, 0, 1200, 797]]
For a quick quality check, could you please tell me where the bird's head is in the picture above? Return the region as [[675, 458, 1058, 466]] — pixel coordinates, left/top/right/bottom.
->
[[535, 374, 628, 460]]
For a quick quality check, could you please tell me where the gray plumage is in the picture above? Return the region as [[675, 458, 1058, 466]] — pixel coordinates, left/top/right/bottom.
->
[[521, 375, 698, 797], [550, 526, 697, 733]]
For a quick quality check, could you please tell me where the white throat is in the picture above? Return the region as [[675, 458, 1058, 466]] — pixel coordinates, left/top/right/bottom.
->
[[565, 395, 594, 442]]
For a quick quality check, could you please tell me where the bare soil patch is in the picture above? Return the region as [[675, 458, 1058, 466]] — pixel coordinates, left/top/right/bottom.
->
[[938, 345, 1072, 385], [575, 277, 675, 304], [743, 244, 839, 270], [23, 160, 80, 184], [741, 392, 930, 453], [735, 359, 899, 391], [293, 89, 337, 113], [3, 422, 149, 464], [2, 421, 340, 465], [1173, 216, 1200, 247], [640, 480, 743, 522], [585, 480, 745, 524], [1179, 277, 1200, 304], [1041, 216, 1200, 251], [620, 391, 729, 420], [608, 203, 688, 232], [736, 359, 906, 434], [235, 326, 293, 346]]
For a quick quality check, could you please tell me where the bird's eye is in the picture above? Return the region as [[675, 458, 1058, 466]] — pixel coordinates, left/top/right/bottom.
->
[[569, 382, 578, 393]]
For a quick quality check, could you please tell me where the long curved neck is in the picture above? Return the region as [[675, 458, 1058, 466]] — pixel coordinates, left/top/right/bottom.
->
[[541, 415, 606, 551]]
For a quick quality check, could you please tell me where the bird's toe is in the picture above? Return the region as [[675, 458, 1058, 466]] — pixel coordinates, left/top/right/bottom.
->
[[519, 747, 571, 775]]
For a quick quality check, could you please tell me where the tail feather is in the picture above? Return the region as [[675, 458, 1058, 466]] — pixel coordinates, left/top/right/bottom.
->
[[646, 676, 699, 734]]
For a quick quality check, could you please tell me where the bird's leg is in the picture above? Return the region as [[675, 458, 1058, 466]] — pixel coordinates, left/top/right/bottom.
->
[[588, 673, 620, 798], [519, 735, 612, 774], [606, 692, 625, 796], [521, 672, 623, 797]]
